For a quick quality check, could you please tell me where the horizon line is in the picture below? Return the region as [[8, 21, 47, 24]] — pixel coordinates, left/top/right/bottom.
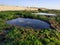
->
[[0, 4, 60, 10]]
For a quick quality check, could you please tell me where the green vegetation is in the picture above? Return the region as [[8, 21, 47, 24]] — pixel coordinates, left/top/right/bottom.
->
[[0, 10, 60, 45]]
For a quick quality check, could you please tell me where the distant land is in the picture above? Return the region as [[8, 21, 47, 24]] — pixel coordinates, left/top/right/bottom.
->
[[0, 5, 60, 11], [0, 5, 38, 11]]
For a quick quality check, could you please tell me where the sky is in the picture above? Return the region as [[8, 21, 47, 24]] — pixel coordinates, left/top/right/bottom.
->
[[0, 0, 60, 9]]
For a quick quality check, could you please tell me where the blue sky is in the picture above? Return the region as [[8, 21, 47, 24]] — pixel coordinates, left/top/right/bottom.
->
[[0, 0, 60, 9]]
